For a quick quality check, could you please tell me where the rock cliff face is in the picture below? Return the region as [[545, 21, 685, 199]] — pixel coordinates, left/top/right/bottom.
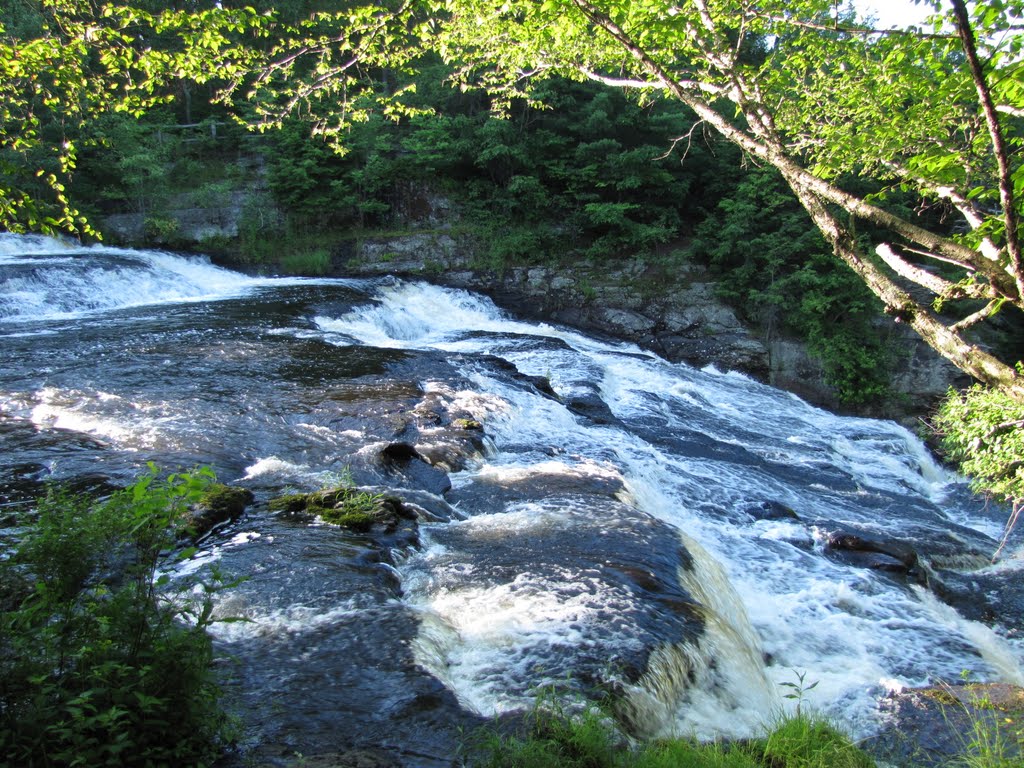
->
[[341, 233, 965, 422]]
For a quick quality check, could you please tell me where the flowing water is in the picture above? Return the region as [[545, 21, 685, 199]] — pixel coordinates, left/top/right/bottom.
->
[[1, 234, 1021, 764]]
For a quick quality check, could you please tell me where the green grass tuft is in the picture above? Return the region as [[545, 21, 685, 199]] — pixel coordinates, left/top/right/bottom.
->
[[279, 247, 332, 275], [758, 712, 874, 768], [469, 700, 878, 768]]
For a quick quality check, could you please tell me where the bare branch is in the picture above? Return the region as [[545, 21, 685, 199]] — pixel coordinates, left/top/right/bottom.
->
[[578, 69, 667, 90], [950, 300, 1004, 332], [657, 120, 707, 162], [899, 245, 980, 272], [875, 243, 984, 297], [748, 12, 954, 40]]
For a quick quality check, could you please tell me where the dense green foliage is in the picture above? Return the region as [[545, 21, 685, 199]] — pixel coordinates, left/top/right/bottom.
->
[[470, 700, 874, 768], [692, 168, 894, 404], [934, 384, 1024, 552], [256, 74, 722, 262], [0, 467, 234, 767]]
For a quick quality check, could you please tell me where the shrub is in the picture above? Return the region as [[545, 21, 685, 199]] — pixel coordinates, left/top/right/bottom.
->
[[934, 383, 1024, 557], [280, 247, 332, 275], [0, 466, 233, 767]]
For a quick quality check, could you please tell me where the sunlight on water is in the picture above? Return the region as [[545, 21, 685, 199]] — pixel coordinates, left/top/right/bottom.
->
[[0, 234, 321, 323]]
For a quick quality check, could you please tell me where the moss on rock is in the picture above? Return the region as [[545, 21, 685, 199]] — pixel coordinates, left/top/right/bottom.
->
[[184, 483, 254, 538], [269, 486, 397, 531], [267, 493, 309, 514]]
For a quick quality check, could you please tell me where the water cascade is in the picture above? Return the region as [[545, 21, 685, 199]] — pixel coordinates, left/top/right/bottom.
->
[[1, 235, 1021, 762]]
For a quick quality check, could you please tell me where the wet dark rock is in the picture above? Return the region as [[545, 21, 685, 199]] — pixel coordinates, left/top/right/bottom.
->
[[526, 374, 558, 398], [265, 749, 399, 768], [658, 334, 770, 379], [928, 563, 1024, 632], [746, 500, 799, 521], [381, 442, 420, 463], [384, 489, 464, 523], [185, 483, 254, 539], [825, 529, 919, 574], [378, 442, 452, 495], [216, 603, 486, 768], [868, 683, 1024, 768], [566, 391, 620, 425], [415, 441, 483, 474]]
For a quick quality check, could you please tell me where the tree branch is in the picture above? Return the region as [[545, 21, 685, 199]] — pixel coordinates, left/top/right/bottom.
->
[[950, 300, 1004, 333], [571, 0, 1015, 296], [748, 12, 955, 41], [951, 0, 1024, 302], [578, 69, 668, 90], [875, 243, 989, 299], [788, 182, 1024, 397]]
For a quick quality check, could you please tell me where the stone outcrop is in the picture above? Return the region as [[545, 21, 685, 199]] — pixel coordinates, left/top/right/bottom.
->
[[869, 683, 1024, 768], [185, 483, 255, 539]]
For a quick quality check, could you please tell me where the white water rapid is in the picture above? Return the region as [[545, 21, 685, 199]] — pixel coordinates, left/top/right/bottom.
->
[[2, 236, 1021, 753], [318, 280, 1023, 739]]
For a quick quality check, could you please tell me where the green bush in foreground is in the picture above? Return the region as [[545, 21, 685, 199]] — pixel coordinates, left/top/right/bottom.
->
[[0, 466, 234, 767]]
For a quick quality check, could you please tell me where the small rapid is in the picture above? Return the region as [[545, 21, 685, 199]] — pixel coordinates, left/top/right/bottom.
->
[[0, 234, 275, 323], [2, 237, 1021, 761]]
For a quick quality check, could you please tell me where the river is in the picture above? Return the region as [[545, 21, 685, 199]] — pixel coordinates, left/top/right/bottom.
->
[[1, 234, 1021, 765]]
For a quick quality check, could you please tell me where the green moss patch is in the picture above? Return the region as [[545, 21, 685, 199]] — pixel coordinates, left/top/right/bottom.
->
[[269, 486, 391, 531]]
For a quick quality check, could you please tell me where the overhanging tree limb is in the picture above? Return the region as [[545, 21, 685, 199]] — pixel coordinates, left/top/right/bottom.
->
[[559, 0, 1023, 397], [950, 0, 1024, 303]]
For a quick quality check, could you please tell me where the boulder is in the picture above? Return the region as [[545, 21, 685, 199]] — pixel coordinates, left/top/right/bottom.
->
[[184, 483, 254, 539], [746, 500, 800, 521], [825, 529, 919, 575], [378, 442, 452, 495], [868, 683, 1024, 768]]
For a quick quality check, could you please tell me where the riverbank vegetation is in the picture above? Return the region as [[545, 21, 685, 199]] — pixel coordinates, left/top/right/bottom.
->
[[470, 701, 874, 768], [468, 693, 1024, 768], [0, 467, 234, 767]]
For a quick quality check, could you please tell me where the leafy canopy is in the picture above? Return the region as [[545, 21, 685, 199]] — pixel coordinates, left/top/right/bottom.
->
[[3, 0, 1024, 520]]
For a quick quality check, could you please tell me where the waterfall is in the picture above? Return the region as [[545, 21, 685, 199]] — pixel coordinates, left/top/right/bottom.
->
[[318, 280, 1022, 738], [0, 234, 285, 323], [2, 237, 1020, 751]]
